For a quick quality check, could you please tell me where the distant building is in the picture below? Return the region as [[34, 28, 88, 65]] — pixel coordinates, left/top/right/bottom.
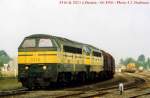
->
[[0, 57, 18, 77], [1, 64, 10, 71], [115, 64, 126, 72]]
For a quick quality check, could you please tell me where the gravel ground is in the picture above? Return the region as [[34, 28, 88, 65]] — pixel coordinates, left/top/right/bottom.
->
[[2, 72, 150, 98], [0, 78, 22, 91]]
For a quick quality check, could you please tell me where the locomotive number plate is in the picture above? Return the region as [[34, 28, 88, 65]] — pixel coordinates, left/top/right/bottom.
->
[[31, 58, 40, 62]]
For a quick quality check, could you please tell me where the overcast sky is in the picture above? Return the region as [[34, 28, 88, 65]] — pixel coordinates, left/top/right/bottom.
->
[[0, 0, 150, 63]]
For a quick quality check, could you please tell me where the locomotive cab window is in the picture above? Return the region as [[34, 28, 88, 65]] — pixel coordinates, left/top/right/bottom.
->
[[22, 39, 36, 48], [38, 39, 53, 47], [93, 51, 101, 57]]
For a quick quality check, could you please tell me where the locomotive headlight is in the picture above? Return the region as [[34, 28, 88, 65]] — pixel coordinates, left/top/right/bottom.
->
[[25, 66, 29, 70], [43, 66, 47, 70]]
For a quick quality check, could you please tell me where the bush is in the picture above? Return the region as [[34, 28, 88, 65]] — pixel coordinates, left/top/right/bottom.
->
[[0, 70, 2, 78]]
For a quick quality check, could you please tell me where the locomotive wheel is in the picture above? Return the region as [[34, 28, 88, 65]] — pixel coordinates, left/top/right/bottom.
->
[[57, 73, 65, 87], [107, 71, 113, 79], [77, 72, 86, 83], [110, 72, 114, 78], [27, 79, 34, 90], [57, 72, 64, 83], [57, 72, 73, 86], [82, 72, 86, 83], [89, 72, 96, 81], [21, 81, 27, 88], [64, 72, 72, 84], [104, 71, 110, 80], [98, 71, 106, 81]]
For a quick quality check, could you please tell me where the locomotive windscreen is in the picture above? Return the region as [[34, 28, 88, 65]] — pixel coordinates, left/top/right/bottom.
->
[[22, 39, 36, 48], [21, 38, 53, 48], [38, 38, 53, 47]]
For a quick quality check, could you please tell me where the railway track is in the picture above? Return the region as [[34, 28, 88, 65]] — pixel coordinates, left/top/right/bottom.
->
[[0, 72, 147, 98], [130, 92, 150, 98], [0, 88, 28, 97], [53, 75, 145, 98]]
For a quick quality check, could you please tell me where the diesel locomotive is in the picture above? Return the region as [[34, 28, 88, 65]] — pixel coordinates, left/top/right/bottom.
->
[[18, 34, 115, 89]]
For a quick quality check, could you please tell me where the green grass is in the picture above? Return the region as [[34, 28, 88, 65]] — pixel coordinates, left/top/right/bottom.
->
[[0, 78, 22, 91]]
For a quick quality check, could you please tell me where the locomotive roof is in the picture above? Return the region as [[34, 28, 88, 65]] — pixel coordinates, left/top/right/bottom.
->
[[26, 34, 52, 38], [26, 34, 100, 52]]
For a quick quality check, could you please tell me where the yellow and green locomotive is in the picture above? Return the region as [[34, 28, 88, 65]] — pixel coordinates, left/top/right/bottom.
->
[[18, 34, 115, 89]]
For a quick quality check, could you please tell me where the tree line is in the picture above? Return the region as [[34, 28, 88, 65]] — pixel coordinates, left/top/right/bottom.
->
[[120, 54, 150, 69], [0, 50, 11, 68]]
